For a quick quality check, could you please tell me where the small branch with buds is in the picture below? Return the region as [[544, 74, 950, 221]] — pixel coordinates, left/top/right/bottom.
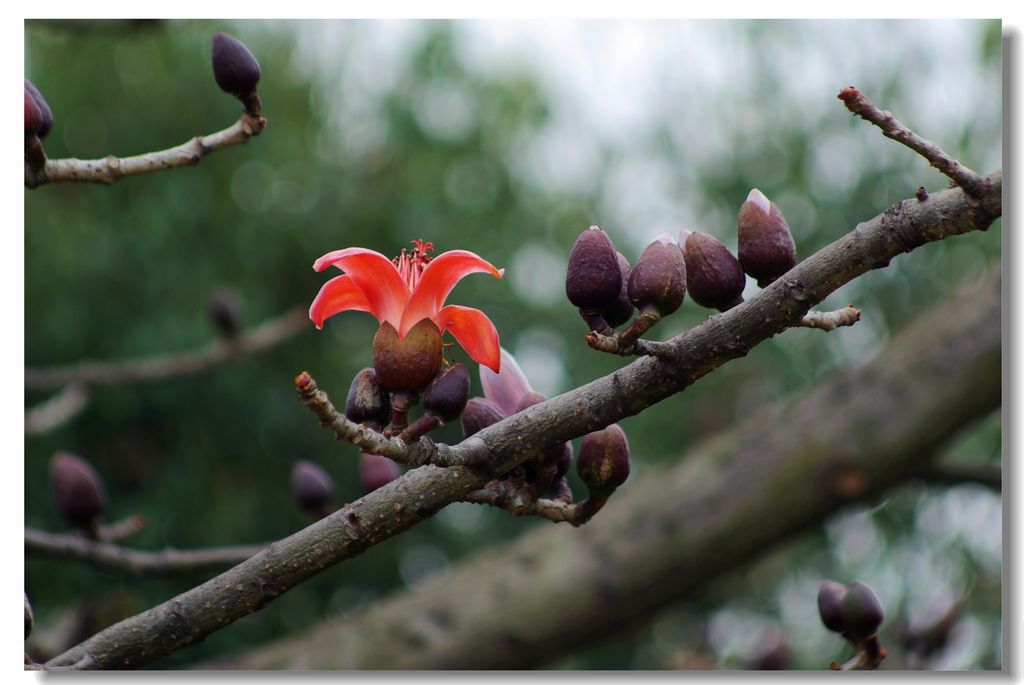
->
[[838, 86, 990, 198], [462, 480, 601, 526], [25, 112, 266, 189], [25, 527, 265, 576], [294, 372, 480, 469], [24, 384, 90, 435], [25, 306, 306, 391]]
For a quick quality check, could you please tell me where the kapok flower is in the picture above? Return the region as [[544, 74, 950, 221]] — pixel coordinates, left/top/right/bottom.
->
[[309, 240, 504, 390]]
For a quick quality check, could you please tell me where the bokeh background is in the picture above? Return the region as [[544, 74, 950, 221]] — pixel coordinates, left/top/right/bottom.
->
[[24, 19, 1002, 669]]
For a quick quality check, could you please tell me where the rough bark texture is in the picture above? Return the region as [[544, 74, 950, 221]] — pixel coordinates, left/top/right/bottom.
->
[[215, 269, 1001, 669], [44, 174, 1001, 670]]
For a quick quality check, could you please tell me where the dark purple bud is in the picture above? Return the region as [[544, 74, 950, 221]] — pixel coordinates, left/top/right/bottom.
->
[[566, 226, 624, 310], [553, 441, 573, 480], [461, 397, 507, 438], [576, 424, 630, 497], [841, 581, 884, 642], [212, 32, 261, 97], [25, 593, 33, 639], [422, 363, 471, 422], [290, 460, 335, 518], [24, 88, 41, 138], [25, 80, 53, 139], [601, 252, 634, 327], [683, 232, 746, 311], [372, 320, 443, 392], [737, 189, 796, 287], [49, 452, 107, 533], [360, 453, 401, 494], [628, 234, 686, 316], [207, 287, 243, 338], [817, 580, 847, 634], [345, 367, 391, 430]]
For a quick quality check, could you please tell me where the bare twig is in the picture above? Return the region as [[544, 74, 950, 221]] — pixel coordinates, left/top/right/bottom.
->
[[799, 306, 862, 332], [95, 515, 148, 543], [24, 384, 90, 435], [25, 306, 307, 391], [830, 635, 886, 670], [920, 461, 1001, 491], [24, 112, 266, 188], [838, 86, 990, 197], [462, 480, 595, 526], [25, 527, 265, 576], [294, 371, 479, 469]]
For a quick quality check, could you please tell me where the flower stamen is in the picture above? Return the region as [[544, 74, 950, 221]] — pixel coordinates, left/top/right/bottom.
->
[[393, 239, 435, 293]]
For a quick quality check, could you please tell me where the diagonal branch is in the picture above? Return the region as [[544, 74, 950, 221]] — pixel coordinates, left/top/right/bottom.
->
[[838, 86, 990, 197], [25, 306, 307, 391], [24, 112, 266, 188], [44, 168, 1001, 670], [25, 527, 266, 577], [24, 384, 90, 435]]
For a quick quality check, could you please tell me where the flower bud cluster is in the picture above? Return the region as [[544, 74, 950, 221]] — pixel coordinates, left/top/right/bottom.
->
[[565, 189, 797, 344], [817, 579, 885, 643]]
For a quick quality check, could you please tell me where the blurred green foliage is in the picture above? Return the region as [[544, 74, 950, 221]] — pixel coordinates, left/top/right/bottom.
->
[[25, 19, 1001, 669]]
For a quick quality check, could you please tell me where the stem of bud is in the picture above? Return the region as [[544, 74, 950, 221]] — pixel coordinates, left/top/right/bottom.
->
[[398, 413, 442, 444]]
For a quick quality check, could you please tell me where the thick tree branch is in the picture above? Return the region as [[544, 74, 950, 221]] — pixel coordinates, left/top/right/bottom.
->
[[212, 269, 1000, 669], [25, 306, 307, 391], [45, 171, 1000, 670], [838, 86, 990, 197], [24, 112, 266, 188], [25, 527, 266, 577], [24, 384, 90, 435]]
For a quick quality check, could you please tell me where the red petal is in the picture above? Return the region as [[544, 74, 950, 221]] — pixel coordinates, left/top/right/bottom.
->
[[434, 305, 501, 373], [312, 248, 408, 327], [400, 250, 503, 337], [309, 275, 373, 330]]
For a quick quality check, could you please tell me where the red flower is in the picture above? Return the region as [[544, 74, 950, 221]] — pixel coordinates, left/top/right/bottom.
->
[[310, 240, 504, 373]]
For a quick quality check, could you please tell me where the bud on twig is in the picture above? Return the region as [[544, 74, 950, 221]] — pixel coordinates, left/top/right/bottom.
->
[[841, 581, 884, 642], [461, 397, 507, 438], [576, 424, 630, 499], [682, 232, 746, 311], [399, 364, 471, 442], [49, 452, 107, 537], [817, 580, 848, 634], [566, 226, 624, 333], [345, 368, 391, 431], [24, 80, 53, 139], [628, 234, 687, 317], [207, 287, 244, 339], [211, 32, 262, 114], [360, 453, 401, 494], [737, 189, 796, 287], [290, 460, 335, 518]]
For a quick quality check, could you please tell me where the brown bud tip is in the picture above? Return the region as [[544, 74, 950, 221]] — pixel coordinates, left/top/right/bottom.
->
[[577, 424, 630, 496], [915, 186, 929, 202], [423, 363, 471, 422], [372, 319, 443, 392], [841, 581, 884, 642], [360, 453, 401, 493], [25, 80, 53, 139], [566, 226, 624, 310], [294, 371, 313, 390], [601, 251, 635, 328], [25, 593, 33, 639], [683, 232, 746, 312], [49, 452, 107, 532], [461, 397, 507, 438], [345, 367, 391, 428], [212, 32, 261, 97], [291, 460, 335, 517], [628, 236, 687, 316], [207, 287, 243, 338], [817, 580, 847, 634], [838, 86, 859, 101], [737, 189, 796, 286]]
